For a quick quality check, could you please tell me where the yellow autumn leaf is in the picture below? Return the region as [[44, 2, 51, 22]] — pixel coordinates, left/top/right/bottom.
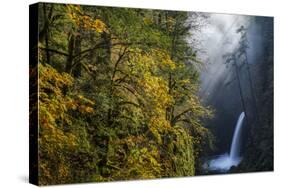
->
[[85, 106, 94, 113], [92, 19, 106, 33]]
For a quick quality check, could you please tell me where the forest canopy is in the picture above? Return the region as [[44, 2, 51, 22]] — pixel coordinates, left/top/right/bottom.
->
[[34, 3, 214, 185]]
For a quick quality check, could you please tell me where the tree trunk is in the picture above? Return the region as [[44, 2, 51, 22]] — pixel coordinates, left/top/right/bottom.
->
[[102, 32, 111, 64], [244, 52, 260, 123], [73, 33, 82, 78], [42, 4, 52, 65], [234, 56, 250, 126], [65, 34, 74, 73]]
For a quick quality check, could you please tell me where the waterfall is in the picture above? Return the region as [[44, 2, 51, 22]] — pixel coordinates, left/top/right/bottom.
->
[[205, 111, 245, 171], [230, 112, 245, 160]]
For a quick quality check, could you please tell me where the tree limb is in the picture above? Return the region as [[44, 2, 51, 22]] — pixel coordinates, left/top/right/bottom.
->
[[171, 109, 191, 125], [39, 47, 69, 56]]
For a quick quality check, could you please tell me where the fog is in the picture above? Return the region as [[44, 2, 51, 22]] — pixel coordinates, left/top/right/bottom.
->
[[191, 13, 251, 100]]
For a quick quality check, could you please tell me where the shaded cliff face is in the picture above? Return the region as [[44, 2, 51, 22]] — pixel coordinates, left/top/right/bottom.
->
[[194, 13, 273, 164]]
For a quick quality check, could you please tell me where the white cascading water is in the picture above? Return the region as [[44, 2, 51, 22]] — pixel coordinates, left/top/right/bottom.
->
[[230, 112, 245, 160], [205, 112, 245, 171]]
